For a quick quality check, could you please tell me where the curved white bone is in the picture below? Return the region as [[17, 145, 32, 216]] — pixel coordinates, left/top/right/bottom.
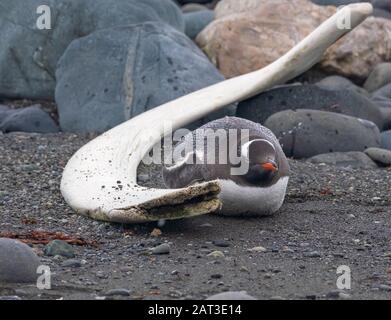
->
[[61, 3, 373, 223]]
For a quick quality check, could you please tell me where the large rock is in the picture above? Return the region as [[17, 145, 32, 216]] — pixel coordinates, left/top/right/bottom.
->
[[316, 75, 369, 96], [371, 84, 391, 128], [197, 0, 333, 78], [264, 109, 381, 158], [0, 105, 11, 123], [214, 0, 334, 20], [373, 0, 391, 12], [184, 10, 215, 39], [0, 0, 184, 100], [0, 238, 41, 283], [56, 22, 235, 133], [381, 130, 391, 150], [182, 3, 210, 13], [0, 105, 59, 133], [320, 17, 391, 80], [308, 151, 378, 169], [372, 83, 391, 106], [364, 63, 391, 92], [373, 8, 391, 19], [364, 147, 391, 166], [237, 84, 384, 129], [197, 0, 391, 80]]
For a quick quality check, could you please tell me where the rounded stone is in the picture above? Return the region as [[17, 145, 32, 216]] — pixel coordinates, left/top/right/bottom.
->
[[316, 75, 369, 96], [237, 84, 384, 129], [206, 291, 257, 300], [381, 130, 391, 150], [0, 238, 41, 283], [364, 147, 391, 166], [264, 109, 381, 158], [308, 151, 378, 169], [44, 240, 75, 258], [0, 0, 184, 100], [364, 63, 391, 92], [182, 3, 209, 13], [0, 105, 59, 133], [184, 10, 215, 39], [56, 22, 235, 133], [151, 243, 170, 255]]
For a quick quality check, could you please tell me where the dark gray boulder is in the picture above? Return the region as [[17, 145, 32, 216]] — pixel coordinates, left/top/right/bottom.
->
[[237, 84, 384, 129], [373, 8, 391, 19], [177, 0, 212, 4], [364, 63, 391, 92], [364, 147, 391, 166], [0, 105, 59, 133], [316, 75, 369, 96], [308, 152, 378, 169], [381, 130, 391, 150], [373, 0, 391, 12], [56, 22, 235, 133], [184, 10, 214, 39], [0, 105, 11, 123], [311, 0, 366, 5], [372, 83, 391, 108], [0, 0, 184, 100], [371, 84, 391, 129], [0, 238, 41, 283], [182, 3, 209, 13], [264, 109, 381, 158]]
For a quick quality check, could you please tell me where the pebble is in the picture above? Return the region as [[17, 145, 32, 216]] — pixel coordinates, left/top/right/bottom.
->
[[304, 251, 322, 258], [62, 259, 82, 268], [247, 246, 267, 253], [151, 243, 170, 255], [211, 274, 223, 279], [326, 290, 351, 299], [207, 250, 225, 258], [0, 296, 22, 300], [240, 266, 250, 273], [206, 291, 256, 300], [44, 240, 75, 258], [199, 223, 213, 228], [213, 240, 230, 248], [105, 288, 131, 297], [137, 174, 149, 183], [379, 284, 391, 291], [150, 228, 162, 237]]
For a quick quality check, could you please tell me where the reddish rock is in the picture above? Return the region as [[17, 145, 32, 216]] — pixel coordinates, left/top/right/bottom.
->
[[197, 0, 391, 80]]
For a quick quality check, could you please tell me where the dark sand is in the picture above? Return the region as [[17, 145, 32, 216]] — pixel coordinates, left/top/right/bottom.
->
[[0, 132, 390, 300]]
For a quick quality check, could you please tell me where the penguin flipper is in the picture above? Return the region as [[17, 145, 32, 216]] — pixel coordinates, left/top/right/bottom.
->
[[162, 151, 204, 189]]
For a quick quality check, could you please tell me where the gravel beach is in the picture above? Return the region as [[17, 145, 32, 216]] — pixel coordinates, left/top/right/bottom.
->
[[0, 132, 390, 300]]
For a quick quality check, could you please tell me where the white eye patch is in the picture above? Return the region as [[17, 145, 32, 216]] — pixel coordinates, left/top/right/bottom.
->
[[241, 139, 275, 159]]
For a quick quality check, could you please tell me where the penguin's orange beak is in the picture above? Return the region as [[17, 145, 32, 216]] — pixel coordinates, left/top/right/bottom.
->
[[261, 162, 277, 172]]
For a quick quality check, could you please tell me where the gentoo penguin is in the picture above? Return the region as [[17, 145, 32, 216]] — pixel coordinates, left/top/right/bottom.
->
[[163, 117, 290, 216]]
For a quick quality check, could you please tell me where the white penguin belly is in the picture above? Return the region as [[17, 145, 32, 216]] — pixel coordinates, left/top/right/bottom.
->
[[217, 177, 289, 216]]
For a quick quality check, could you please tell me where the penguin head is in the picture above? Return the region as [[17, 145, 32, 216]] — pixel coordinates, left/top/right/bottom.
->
[[241, 139, 278, 185]]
